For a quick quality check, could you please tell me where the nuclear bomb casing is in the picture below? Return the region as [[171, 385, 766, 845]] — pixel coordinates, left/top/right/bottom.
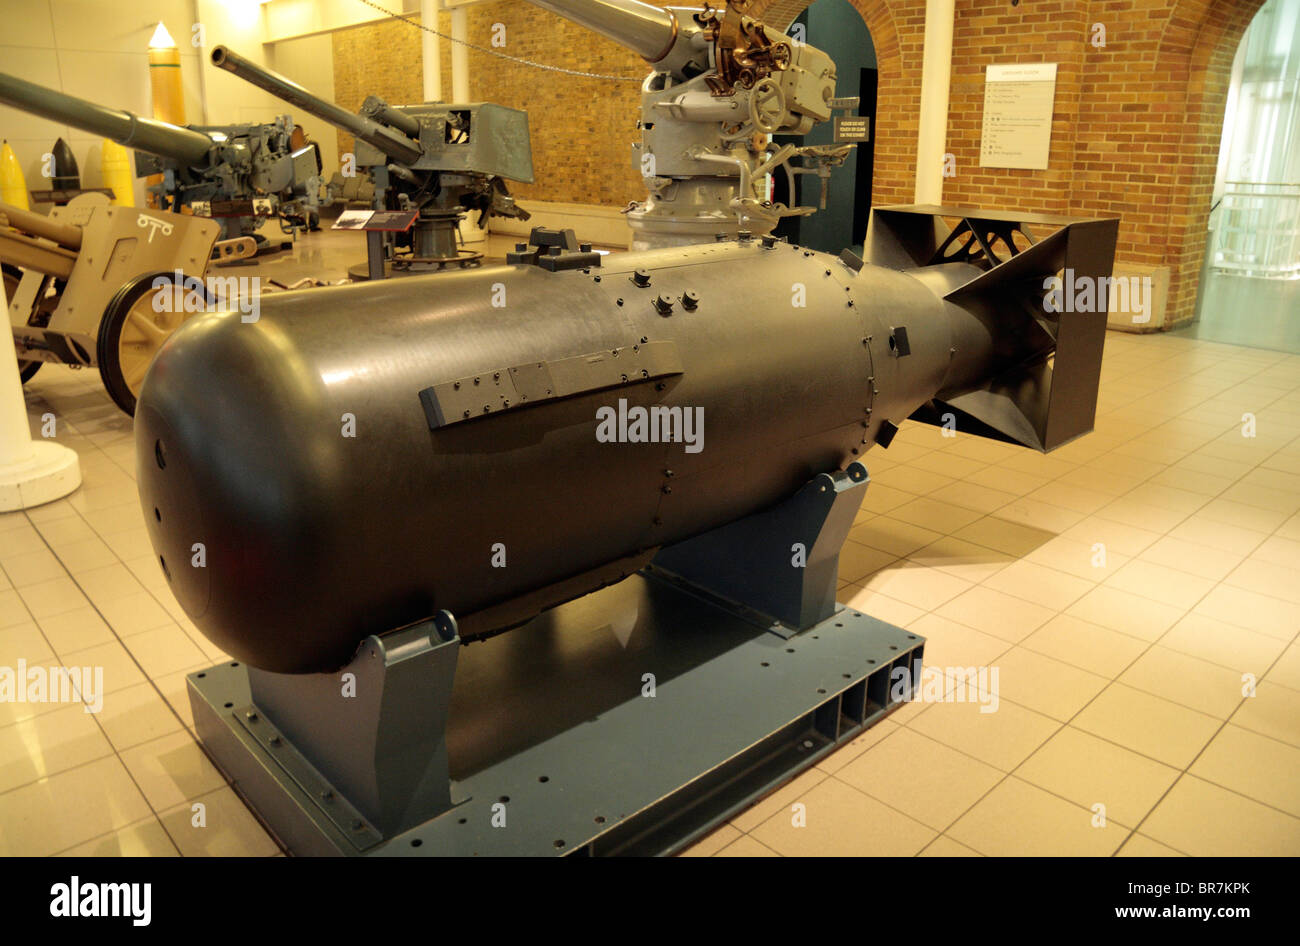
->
[[136, 212, 1118, 675]]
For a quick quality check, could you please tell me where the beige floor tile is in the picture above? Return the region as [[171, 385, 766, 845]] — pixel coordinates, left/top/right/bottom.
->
[[859, 484, 917, 516], [815, 717, 898, 774], [1193, 584, 1300, 640], [1167, 515, 1269, 557], [61, 640, 147, 694], [159, 786, 280, 856], [121, 625, 209, 678], [1104, 559, 1216, 611], [119, 731, 228, 811], [1064, 586, 1183, 643], [153, 668, 200, 729], [1159, 612, 1286, 676], [992, 498, 1087, 534], [97, 591, 175, 638], [1265, 644, 1300, 691], [985, 647, 1108, 721], [838, 727, 1002, 830], [1141, 775, 1300, 856], [1022, 613, 1148, 678], [947, 777, 1125, 856], [847, 517, 941, 558], [1138, 536, 1242, 582], [37, 606, 115, 655], [918, 835, 982, 856], [906, 697, 1059, 771], [1119, 646, 1249, 719], [1016, 726, 1179, 827], [983, 561, 1095, 612], [837, 541, 899, 585], [952, 516, 1057, 558], [0, 588, 28, 627], [0, 618, 54, 665], [73, 563, 146, 607], [56, 817, 180, 857], [1115, 833, 1187, 857], [0, 756, 151, 856], [729, 765, 827, 833], [911, 536, 1015, 583], [0, 547, 69, 587], [1251, 534, 1300, 570], [964, 465, 1050, 497], [1026, 535, 1127, 581], [15, 576, 90, 620], [1189, 725, 1300, 816], [860, 562, 973, 611], [889, 496, 984, 534], [1197, 497, 1292, 534], [906, 613, 1010, 670], [1224, 558, 1300, 605], [0, 702, 114, 793], [95, 682, 185, 751], [869, 466, 955, 497], [936, 480, 1019, 515], [714, 835, 780, 857], [750, 776, 935, 856], [1073, 684, 1221, 768], [1095, 497, 1189, 534], [932, 585, 1056, 644], [840, 586, 925, 628]]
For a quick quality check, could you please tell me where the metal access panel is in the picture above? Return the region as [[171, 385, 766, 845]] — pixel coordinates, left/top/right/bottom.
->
[[189, 574, 923, 857], [354, 103, 534, 183]]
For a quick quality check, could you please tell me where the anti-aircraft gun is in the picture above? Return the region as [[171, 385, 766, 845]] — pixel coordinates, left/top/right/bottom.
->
[[0, 71, 322, 259], [210, 46, 533, 277], [523, 0, 855, 249]]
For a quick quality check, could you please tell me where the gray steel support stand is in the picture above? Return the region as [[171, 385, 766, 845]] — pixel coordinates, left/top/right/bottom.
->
[[650, 462, 870, 633]]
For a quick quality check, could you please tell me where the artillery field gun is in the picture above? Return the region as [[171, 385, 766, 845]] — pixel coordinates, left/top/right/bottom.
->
[[211, 46, 532, 276], [525, 0, 856, 248], [0, 71, 322, 259], [2, 193, 219, 415]]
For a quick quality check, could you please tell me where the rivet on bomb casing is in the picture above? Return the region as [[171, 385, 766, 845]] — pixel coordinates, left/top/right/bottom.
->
[[681, 290, 699, 310], [245, 711, 259, 722], [662, 485, 672, 494], [654, 294, 674, 315], [640, 336, 648, 343], [269, 735, 282, 747], [473, 377, 480, 385], [632, 269, 651, 288], [453, 381, 461, 389]]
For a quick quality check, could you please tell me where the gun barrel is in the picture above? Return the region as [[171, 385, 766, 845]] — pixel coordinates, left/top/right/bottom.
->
[[210, 46, 423, 166], [524, 0, 678, 62], [0, 71, 213, 166]]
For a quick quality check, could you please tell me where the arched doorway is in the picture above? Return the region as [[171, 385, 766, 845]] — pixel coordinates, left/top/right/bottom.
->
[[1188, 0, 1300, 351], [771, 0, 878, 254]]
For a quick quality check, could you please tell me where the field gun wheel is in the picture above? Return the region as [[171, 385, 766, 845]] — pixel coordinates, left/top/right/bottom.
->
[[97, 271, 205, 416]]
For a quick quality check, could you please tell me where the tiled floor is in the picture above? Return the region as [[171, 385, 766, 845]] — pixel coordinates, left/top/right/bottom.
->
[[2, 292, 1299, 855]]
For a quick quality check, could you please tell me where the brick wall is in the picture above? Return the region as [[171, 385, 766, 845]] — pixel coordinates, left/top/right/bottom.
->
[[850, 0, 1262, 327], [331, 6, 644, 205], [333, 0, 1265, 326]]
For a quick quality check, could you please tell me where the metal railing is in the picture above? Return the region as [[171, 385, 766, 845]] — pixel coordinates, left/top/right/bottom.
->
[[1211, 181, 1300, 279]]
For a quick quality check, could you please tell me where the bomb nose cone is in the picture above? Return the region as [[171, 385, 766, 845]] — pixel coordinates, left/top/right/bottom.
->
[[135, 309, 368, 673]]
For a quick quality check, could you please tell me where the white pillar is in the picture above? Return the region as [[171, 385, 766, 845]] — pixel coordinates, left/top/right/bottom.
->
[[422, 0, 442, 102], [0, 283, 80, 511], [914, 0, 955, 206], [451, 6, 470, 102]]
